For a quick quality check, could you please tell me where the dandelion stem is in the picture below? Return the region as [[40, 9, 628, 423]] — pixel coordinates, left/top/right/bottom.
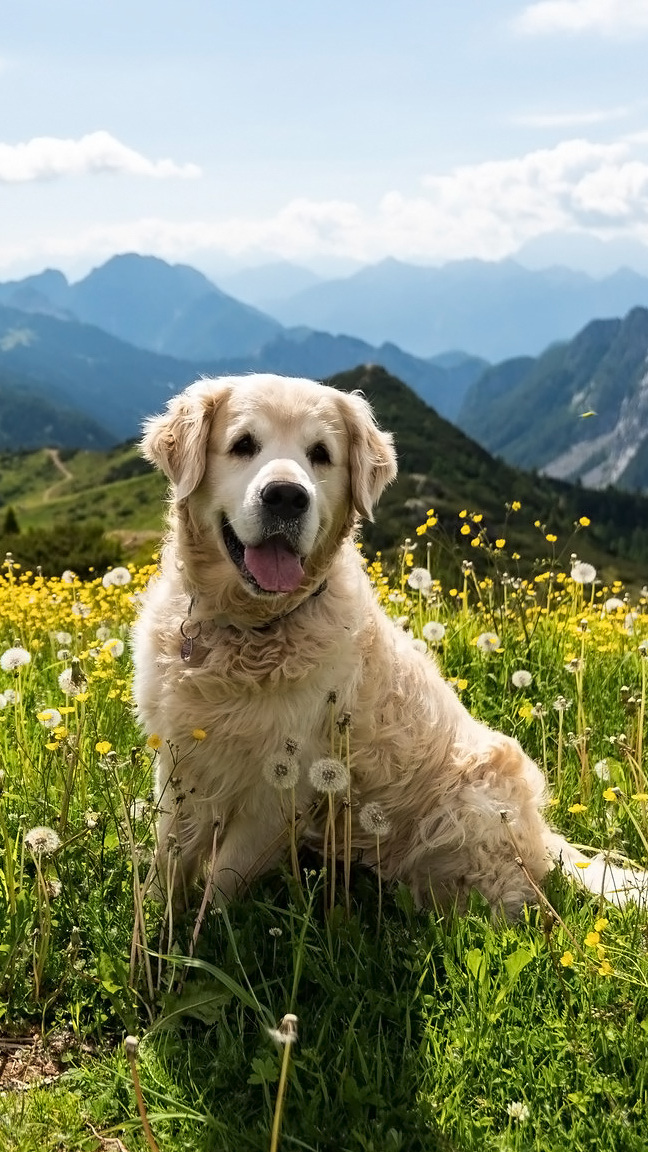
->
[[269, 1033, 295, 1152], [125, 1042, 160, 1152]]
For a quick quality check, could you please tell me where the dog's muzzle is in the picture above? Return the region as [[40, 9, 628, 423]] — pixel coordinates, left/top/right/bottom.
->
[[222, 482, 312, 595]]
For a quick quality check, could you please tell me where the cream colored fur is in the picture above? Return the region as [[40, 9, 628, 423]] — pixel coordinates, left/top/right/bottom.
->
[[133, 373, 647, 918]]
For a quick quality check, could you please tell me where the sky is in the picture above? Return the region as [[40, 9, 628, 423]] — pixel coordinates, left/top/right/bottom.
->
[[3, 0, 648, 281]]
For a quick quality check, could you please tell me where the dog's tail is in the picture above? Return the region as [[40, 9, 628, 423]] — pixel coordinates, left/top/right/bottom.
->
[[550, 833, 648, 908]]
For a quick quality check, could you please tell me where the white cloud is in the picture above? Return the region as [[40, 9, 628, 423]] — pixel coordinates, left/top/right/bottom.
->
[[5, 135, 648, 272], [516, 0, 648, 35], [0, 131, 201, 184]]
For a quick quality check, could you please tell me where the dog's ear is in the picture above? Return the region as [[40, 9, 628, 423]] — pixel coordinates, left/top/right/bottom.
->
[[339, 391, 398, 520], [141, 380, 229, 501]]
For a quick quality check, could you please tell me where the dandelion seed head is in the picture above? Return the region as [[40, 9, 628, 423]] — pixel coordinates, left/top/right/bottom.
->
[[476, 632, 500, 653], [570, 561, 597, 584], [25, 825, 61, 856], [359, 801, 392, 837], [410, 638, 428, 654], [407, 567, 432, 592], [37, 708, 62, 729], [422, 621, 446, 643], [61, 569, 76, 583], [593, 759, 610, 781], [0, 646, 31, 672], [308, 757, 349, 794], [268, 1013, 298, 1046], [71, 602, 91, 618], [102, 638, 125, 659], [511, 669, 532, 689], [54, 631, 72, 646], [262, 755, 300, 790], [46, 878, 62, 899], [604, 597, 624, 613], [102, 566, 132, 588], [95, 626, 111, 642], [58, 668, 83, 697]]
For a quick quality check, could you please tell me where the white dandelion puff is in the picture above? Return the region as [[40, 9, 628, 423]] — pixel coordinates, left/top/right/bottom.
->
[[359, 802, 392, 838], [58, 667, 85, 697], [102, 566, 132, 588], [308, 757, 349, 794], [407, 567, 432, 593], [95, 626, 111, 642], [37, 708, 62, 729], [410, 638, 428, 654], [54, 631, 72, 646], [476, 632, 500, 654], [0, 646, 31, 672], [553, 696, 571, 712], [46, 878, 62, 899], [604, 597, 624, 613], [2, 689, 19, 704], [61, 569, 76, 583], [570, 561, 597, 584], [511, 670, 532, 689], [262, 755, 300, 791], [267, 1013, 298, 1046], [25, 825, 61, 856], [422, 621, 446, 643], [0, 693, 7, 709], [102, 638, 125, 659], [625, 611, 639, 634], [71, 602, 91, 618], [565, 658, 583, 674], [593, 759, 611, 781], [56, 648, 70, 661]]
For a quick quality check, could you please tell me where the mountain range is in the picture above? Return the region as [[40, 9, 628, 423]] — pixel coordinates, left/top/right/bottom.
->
[[457, 306, 648, 492], [4, 252, 648, 496], [266, 257, 648, 360]]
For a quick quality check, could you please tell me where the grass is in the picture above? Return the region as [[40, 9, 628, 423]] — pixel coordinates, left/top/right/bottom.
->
[[1, 509, 648, 1151]]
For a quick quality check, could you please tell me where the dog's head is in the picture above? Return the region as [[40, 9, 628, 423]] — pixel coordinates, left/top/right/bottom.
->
[[142, 374, 397, 606]]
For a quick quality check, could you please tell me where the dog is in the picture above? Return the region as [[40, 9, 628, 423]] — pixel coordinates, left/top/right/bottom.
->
[[132, 373, 646, 917]]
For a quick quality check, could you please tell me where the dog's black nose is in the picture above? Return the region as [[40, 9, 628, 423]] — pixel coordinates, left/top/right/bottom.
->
[[261, 481, 310, 518]]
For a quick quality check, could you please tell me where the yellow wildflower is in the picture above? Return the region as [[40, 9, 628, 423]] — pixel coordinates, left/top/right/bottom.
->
[[147, 734, 163, 750], [602, 788, 619, 803], [192, 728, 207, 741], [579, 516, 591, 527], [598, 959, 613, 977], [460, 524, 471, 536], [546, 533, 557, 544], [568, 803, 587, 814], [594, 917, 609, 932], [559, 951, 574, 967], [584, 931, 600, 947], [495, 538, 505, 549], [95, 740, 112, 755]]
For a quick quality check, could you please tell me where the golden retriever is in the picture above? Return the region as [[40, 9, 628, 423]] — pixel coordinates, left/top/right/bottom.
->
[[132, 373, 645, 917]]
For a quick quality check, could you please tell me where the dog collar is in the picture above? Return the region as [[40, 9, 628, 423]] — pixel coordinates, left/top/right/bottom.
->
[[179, 581, 328, 660]]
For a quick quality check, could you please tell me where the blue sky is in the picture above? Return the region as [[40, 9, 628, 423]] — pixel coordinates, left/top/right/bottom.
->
[[3, 0, 648, 279]]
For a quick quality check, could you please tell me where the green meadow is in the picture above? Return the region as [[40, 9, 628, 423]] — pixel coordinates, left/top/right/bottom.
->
[[0, 506, 647, 1151]]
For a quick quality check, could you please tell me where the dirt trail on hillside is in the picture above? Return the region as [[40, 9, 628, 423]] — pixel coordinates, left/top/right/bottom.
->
[[43, 449, 74, 502]]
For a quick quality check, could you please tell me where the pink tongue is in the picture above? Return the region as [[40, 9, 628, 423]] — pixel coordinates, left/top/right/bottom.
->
[[244, 539, 304, 593]]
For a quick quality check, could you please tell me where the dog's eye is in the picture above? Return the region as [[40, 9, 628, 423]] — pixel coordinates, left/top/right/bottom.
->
[[307, 442, 331, 466], [229, 433, 259, 458]]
